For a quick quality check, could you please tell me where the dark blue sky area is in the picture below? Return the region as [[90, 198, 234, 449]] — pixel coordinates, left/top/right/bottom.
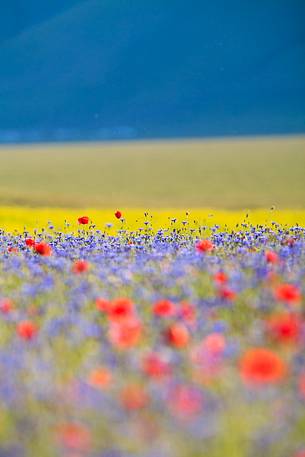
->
[[0, 0, 304, 142]]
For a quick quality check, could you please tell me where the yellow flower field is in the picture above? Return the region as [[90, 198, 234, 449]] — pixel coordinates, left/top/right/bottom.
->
[[1, 206, 305, 234]]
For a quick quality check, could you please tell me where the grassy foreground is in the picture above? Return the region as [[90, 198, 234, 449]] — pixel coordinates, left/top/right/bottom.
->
[[1, 207, 305, 234], [1, 136, 305, 208]]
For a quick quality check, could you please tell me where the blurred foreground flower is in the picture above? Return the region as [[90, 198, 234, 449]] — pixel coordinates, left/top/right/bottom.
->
[[240, 348, 287, 386]]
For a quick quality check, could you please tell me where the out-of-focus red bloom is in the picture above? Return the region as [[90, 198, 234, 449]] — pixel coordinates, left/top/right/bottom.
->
[[201, 333, 226, 357], [142, 353, 171, 379], [178, 301, 196, 323], [108, 318, 142, 349], [120, 384, 148, 411], [72, 259, 89, 274], [196, 239, 214, 253], [213, 271, 228, 284], [56, 423, 91, 451], [7, 247, 18, 253], [299, 373, 305, 399], [169, 384, 203, 418], [17, 320, 38, 341], [108, 297, 134, 322], [265, 250, 279, 266], [25, 238, 35, 247], [165, 323, 189, 348], [34, 241, 52, 256], [218, 287, 236, 301], [0, 298, 13, 314], [267, 313, 301, 344], [240, 348, 287, 386], [265, 250, 279, 264], [96, 297, 112, 313], [115, 210, 122, 219], [275, 284, 301, 304], [153, 299, 176, 317], [87, 367, 112, 389], [191, 333, 226, 383], [78, 216, 89, 225]]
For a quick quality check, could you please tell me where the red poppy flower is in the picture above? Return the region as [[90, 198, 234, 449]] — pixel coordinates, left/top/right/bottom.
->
[[265, 250, 279, 264], [142, 353, 171, 379], [267, 313, 301, 344], [240, 348, 287, 385], [120, 384, 148, 411], [115, 210, 122, 219], [56, 423, 91, 451], [192, 333, 226, 383], [72, 259, 89, 274], [165, 323, 189, 348], [7, 247, 18, 253], [178, 301, 196, 323], [96, 297, 112, 313], [108, 298, 134, 322], [108, 318, 142, 349], [17, 320, 38, 341], [275, 284, 301, 304], [169, 384, 203, 418], [87, 367, 112, 389], [213, 271, 228, 284], [201, 333, 226, 356], [78, 216, 89, 225], [218, 287, 236, 301], [0, 298, 13, 314], [153, 299, 176, 317], [25, 238, 35, 247], [34, 241, 52, 256], [196, 239, 214, 253]]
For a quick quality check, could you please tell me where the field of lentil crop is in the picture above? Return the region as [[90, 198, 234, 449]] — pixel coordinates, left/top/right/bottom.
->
[[1, 136, 305, 208], [0, 137, 305, 457]]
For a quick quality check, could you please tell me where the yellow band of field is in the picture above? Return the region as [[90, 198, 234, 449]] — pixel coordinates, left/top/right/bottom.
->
[[0, 207, 304, 234]]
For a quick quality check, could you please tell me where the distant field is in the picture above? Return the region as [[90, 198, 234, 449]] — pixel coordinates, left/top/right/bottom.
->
[[1, 136, 305, 208]]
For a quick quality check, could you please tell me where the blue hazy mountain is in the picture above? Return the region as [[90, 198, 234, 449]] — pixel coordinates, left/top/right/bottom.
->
[[0, 1, 82, 44], [0, 0, 304, 142]]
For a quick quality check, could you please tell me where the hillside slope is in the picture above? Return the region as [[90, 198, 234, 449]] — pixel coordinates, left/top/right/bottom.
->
[[0, 0, 304, 141]]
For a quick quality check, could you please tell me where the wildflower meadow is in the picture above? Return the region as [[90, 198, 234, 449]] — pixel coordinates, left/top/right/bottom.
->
[[1, 0, 304, 454], [0, 211, 304, 457]]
